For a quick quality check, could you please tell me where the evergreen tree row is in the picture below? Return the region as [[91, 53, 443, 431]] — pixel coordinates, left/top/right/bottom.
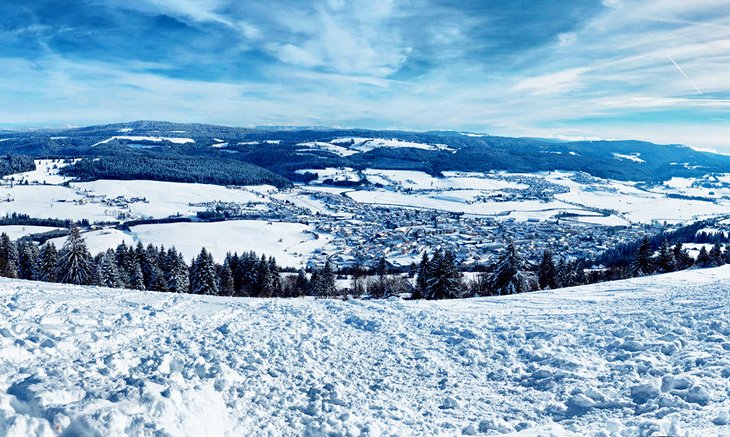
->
[[2, 225, 727, 301], [0, 226, 355, 299]]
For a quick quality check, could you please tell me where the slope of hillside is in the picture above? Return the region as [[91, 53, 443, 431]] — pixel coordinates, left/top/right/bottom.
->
[[1, 121, 729, 183], [1, 268, 730, 436]]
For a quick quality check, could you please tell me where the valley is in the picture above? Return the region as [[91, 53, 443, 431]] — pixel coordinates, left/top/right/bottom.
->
[[2, 152, 730, 270]]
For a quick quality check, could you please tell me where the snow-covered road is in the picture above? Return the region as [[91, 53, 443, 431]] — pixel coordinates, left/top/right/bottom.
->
[[1, 267, 730, 436]]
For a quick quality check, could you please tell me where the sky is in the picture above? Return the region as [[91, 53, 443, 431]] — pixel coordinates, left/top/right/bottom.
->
[[1, 0, 730, 150]]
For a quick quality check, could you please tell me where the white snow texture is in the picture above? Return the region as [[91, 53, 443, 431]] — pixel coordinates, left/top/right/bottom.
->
[[1, 267, 730, 436]]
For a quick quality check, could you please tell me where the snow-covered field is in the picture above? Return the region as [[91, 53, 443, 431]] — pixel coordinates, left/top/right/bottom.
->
[[2, 268, 730, 436], [0, 225, 63, 240], [2, 159, 77, 185], [91, 136, 195, 147], [71, 180, 267, 219], [346, 189, 575, 218], [295, 138, 455, 156], [48, 229, 135, 255], [129, 220, 330, 265]]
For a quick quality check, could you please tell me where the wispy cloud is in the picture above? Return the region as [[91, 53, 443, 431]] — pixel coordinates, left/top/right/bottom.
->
[[0, 0, 729, 151]]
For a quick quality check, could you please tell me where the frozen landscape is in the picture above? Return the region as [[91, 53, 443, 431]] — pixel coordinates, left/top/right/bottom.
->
[[1, 267, 729, 436], [3, 0, 730, 434], [4, 157, 730, 269]]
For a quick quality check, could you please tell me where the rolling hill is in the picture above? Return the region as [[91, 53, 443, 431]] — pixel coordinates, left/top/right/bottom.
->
[[0, 121, 728, 185], [1, 267, 729, 435]]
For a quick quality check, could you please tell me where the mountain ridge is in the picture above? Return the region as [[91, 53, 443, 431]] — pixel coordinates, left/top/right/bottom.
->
[[0, 121, 728, 184]]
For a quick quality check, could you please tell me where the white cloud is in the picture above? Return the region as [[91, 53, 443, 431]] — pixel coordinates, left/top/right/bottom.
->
[[263, 0, 410, 77], [512, 68, 589, 96], [557, 32, 578, 46]]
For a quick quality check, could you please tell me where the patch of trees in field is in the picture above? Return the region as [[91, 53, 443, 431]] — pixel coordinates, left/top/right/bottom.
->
[[60, 153, 291, 188]]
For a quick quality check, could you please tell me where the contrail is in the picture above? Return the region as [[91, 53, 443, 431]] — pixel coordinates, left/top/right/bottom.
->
[[667, 54, 703, 95]]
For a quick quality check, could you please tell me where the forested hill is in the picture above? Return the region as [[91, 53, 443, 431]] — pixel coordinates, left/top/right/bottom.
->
[[0, 120, 728, 185]]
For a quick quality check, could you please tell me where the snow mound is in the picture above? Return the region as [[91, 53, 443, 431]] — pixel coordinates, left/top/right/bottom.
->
[[2, 267, 730, 435]]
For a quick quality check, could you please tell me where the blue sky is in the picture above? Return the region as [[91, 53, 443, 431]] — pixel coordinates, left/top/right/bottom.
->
[[1, 0, 730, 150]]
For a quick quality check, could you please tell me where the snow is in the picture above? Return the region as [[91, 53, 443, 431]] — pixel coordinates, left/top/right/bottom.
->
[[331, 137, 455, 153], [91, 136, 195, 147], [544, 171, 727, 224], [70, 180, 266, 219], [612, 153, 645, 163], [48, 229, 135, 255], [129, 220, 330, 266], [683, 243, 716, 259], [363, 169, 527, 191], [0, 185, 120, 223], [296, 167, 361, 184], [2, 159, 77, 185], [297, 138, 455, 157], [347, 189, 574, 218], [0, 225, 63, 240], [296, 142, 359, 157], [2, 266, 730, 435]]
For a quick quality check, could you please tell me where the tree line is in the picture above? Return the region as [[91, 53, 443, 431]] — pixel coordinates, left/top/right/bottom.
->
[[0, 225, 726, 300], [0, 226, 344, 298]]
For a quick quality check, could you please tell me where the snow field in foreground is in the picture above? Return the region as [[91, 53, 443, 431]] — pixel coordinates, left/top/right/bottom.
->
[[1, 267, 730, 436]]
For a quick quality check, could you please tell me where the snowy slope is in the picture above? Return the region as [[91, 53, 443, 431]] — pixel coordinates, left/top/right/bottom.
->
[[1, 268, 730, 436]]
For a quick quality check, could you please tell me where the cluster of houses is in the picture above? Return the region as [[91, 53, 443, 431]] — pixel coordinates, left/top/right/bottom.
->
[[289, 188, 664, 269]]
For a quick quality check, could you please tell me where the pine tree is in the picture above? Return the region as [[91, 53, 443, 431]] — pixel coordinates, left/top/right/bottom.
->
[[140, 244, 165, 291], [313, 261, 337, 298], [57, 226, 94, 285], [370, 257, 390, 298], [555, 257, 568, 288], [308, 268, 320, 296], [630, 237, 654, 277], [236, 251, 258, 296], [673, 243, 693, 270], [565, 260, 586, 286], [219, 259, 235, 296], [424, 250, 463, 299], [191, 248, 218, 295], [537, 250, 557, 290], [35, 243, 58, 282], [268, 257, 282, 297], [0, 233, 19, 279], [98, 249, 124, 288], [166, 253, 189, 293], [293, 269, 309, 297], [489, 242, 535, 295], [128, 259, 146, 290], [696, 246, 711, 268], [709, 242, 724, 267], [17, 240, 39, 280], [33, 242, 58, 282], [114, 243, 132, 286], [226, 253, 241, 293], [413, 251, 430, 299], [655, 239, 675, 273], [254, 255, 273, 297], [349, 263, 365, 298]]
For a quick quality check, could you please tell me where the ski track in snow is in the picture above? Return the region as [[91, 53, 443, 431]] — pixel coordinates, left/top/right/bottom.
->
[[1, 268, 730, 436]]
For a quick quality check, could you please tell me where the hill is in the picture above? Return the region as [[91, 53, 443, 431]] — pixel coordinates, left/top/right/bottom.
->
[[0, 121, 729, 185], [1, 268, 729, 435]]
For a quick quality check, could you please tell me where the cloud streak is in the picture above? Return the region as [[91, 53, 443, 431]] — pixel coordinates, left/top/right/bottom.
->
[[0, 0, 729, 150]]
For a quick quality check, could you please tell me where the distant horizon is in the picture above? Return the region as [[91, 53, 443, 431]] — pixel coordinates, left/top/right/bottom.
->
[[1, 1, 729, 151], [3, 118, 727, 156]]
